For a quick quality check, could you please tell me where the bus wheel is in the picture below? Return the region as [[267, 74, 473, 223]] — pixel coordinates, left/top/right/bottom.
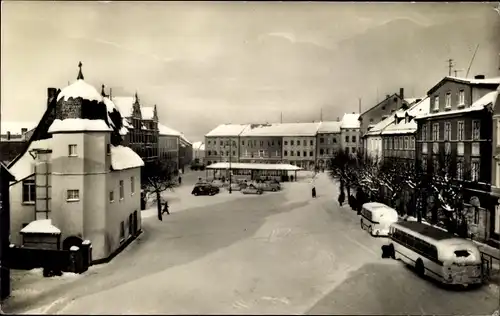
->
[[415, 259, 425, 277]]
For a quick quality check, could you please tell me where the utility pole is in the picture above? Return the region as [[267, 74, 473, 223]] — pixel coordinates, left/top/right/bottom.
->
[[453, 69, 464, 77], [320, 108, 323, 122], [465, 44, 480, 78], [358, 98, 362, 114], [446, 58, 454, 76]]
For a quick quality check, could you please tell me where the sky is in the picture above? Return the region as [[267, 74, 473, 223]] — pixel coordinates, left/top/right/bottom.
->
[[2, 1, 499, 142]]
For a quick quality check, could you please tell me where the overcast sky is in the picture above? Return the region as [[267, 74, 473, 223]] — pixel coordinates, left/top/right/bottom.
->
[[2, 1, 499, 141]]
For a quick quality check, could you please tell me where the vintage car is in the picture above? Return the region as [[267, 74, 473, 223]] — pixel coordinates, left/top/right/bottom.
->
[[192, 183, 220, 196], [256, 181, 281, 192], [229, 183, 242, 191], [241, 184, 263, 195], [210, 179, 225, 188]]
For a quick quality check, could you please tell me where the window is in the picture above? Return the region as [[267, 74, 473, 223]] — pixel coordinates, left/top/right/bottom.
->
[[433, 157, 439, 172], [241, 140, 245, 145], [457, 158, 464, 180], [284, 150, 288, 156], [345, 136, 349, 143], [472, 120, 480, 140], [67, 189, 80, 201], [320, 137, 324, 143], [213, 151, 217, 156], [120, 221, 125, 242], [119, 180, 124, 199], [400, 137, 404, 150], [471, 159, 480, 182], [404, 136, 409, 149], [352, 136, 356, 143], [352, 147, 356, 153], [68, 144, 77, 156], [445, 92, 451, 108], [333, 137, 337, 143], [297, 140, 301, 146], [284, 141, 288, 146], [432, 123, 439, 141], [320, 149, 324, 155], [444, 122, 451, 141], [109, 190, 115, 202], [291, 140, 294, 146], [422, 124, 427, 141], [421, 157, 427, 172], [303, 151, 307, 157], [220, 141, 223, 146], [395, 137, 399, 150], [433, 96, 439, 111], [297, 151, 300, 157], [382, 106, 386, 110], [106, 144, 111, 155], [410, 136, 415, 149], [131, 177, 135, 194], [458, 121, 464, 141], [232, 151, 236, 156], [278, 141, 281, 146], [260, 141, 264, 146], [310, 151, 313, 156], [310, 140, 313, 146], [458, 90, 465, 106], [271, 141, 274, 146], [208, 140, 211, 145], [22, 179, 36, 203], [226, 151, 229, 156], [290, 151, 294, 156]]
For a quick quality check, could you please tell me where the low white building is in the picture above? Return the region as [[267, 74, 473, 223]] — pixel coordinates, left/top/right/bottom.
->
[[8, 64, 144, 262], [363, 115, 395, 162]]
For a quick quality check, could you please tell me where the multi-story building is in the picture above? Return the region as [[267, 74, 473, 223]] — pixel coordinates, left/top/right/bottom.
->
[[340, 113, 361, 154], [192, 141, 205, 164], [238, 124, 284, 164], [358, 88, 408, 148], [382, 97, 430, 163], [7, 65, 144, 261], [490, 85, 500, 245], [363, 115, 394, 162], [0, 122, 37, 164], [179, 134, 193, 172], [415, 75, 500, 243], [158, 123, 180, 172], [112, 92, 159, 163], [316, 121, 342, 170], [204, 124, 248, 165]]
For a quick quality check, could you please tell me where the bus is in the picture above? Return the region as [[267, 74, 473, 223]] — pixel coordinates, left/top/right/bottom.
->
[[388, 221, 483, 286], [360, 202, 399, 237]]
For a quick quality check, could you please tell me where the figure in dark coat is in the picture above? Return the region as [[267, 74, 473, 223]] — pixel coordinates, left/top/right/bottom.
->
[[312, 186, 317, 198], [162, 201, 170, 215], [338, 191, 345, 206], [178, 176, 182, 185]]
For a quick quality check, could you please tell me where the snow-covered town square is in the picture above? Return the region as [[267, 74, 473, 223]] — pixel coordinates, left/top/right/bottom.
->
[[1, 2, 500, 315]]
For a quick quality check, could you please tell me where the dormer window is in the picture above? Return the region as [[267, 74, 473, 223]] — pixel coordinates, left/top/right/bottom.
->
[[68, 144, 78, 157], [445, 92, 451, 108]]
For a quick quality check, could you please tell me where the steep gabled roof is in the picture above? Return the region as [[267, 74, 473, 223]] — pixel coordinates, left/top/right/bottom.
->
[[359, 93, 405, 118], [427, 76, 500, 95]]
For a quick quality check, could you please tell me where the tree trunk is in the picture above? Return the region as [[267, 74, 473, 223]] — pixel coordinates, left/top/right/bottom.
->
[[156, 190, 162, 221]]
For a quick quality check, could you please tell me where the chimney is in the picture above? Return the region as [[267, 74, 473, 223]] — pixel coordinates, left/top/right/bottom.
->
[[352, 112, 355, 114], [386, 94, 390, 100], [47, 87, 57, 107], [7, 131, 11, 140], [474, 75, 485, 80], [21, 128, 27, 134], [336, 117, 340, 122], [399, 88, 404, 100]]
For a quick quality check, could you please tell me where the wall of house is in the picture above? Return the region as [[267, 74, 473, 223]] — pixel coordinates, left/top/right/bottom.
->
[[365, 135, 384, 160], [428, 81, 471, 114], [239, 136, 282, 162], [382, 133, 416, 161], [359, 94, 404, 136], [9, 176, 36, 245], [282, 136, 316, 169], [204, 136, 240, 164], [340, 128, 361, 154], [159, 135, 179, 167], [316, 133, 340, 162], [104, 167, 141, 260]]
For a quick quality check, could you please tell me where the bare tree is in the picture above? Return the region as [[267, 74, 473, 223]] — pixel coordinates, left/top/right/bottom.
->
[[141, 158, 177, 221]]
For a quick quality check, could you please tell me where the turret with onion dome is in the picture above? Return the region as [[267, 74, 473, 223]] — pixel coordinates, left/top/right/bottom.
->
[[48, 62, 124, 146]]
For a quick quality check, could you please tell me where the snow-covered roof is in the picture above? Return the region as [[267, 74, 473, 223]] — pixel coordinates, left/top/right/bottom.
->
[[180, 134, 192, 145], [8, 139, 51, 181], [141, 107, 155, 120], [20, 219, 61, 234], [103, 97, 117, 114], [206, 124, 249, 137], [341, 113, 360, 129], [48, 118, 113, 133], [57, 79, 102, 103], [365, 115, 395, 136], [240, 123, 320, 137], [119, 126, 128, 135], [110, 145, 144, 171], [404, 98, 421, 105], [122, 118, 133, 129], [112, 97, 135, 118], [449, 76, 500, 85], [417, 91, 497, 120], [158, 123, 181, 136], [207, 162, 302, 171], [381, 97, 430, 135], [317, 121, 341, 133], [1, 121, 37, 135]]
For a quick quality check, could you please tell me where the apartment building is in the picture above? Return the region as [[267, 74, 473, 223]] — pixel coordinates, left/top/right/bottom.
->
[[316, 121, 342, 170], [239, 124, 283, 163], [340, 113, 361, 154], [415, 75, 500, 243], [204, 124, 248, 165]]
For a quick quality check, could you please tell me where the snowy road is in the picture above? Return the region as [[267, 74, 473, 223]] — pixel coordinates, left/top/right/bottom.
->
[[3, 173, 499, 315]]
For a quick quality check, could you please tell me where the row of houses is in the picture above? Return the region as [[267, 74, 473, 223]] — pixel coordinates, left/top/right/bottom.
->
[[359, 76, 500, 246], [203, 113, 361, 171]]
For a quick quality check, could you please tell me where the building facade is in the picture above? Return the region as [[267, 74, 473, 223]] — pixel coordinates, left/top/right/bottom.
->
[[316, 121, 341, 169], [158, 123, 180, 172], [340, 113, 361, 154], [8, 65, 144, 261], [205, 124, 249, 165], [490, 85, 500, 244], [415, 75, 500, 243], [179, 135, 193, 171], [192, 141, 205, 164]]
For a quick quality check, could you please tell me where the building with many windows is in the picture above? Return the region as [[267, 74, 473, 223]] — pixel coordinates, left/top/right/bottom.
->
[[415, 75, 500, 243], [158, 123, 180, 172], [7, 64, 144, 262], [316, 121, 341, 170], [205, 124, 249, 164], [340, 113, 361, 154]]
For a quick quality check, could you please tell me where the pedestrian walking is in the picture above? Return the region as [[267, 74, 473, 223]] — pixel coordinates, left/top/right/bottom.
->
[[338, 191, 345, 206], [178, 176, 182, 185], [162, 201, 170, 215], [312, 186, 317, 198]]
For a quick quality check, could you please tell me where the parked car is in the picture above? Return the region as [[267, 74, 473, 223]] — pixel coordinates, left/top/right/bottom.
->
[[192, 184, 220, 196], [229, 183, 242, 191], [241, 184, 263, 195], [210, 179, 225, 188], [262, 181, 281, 192]]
